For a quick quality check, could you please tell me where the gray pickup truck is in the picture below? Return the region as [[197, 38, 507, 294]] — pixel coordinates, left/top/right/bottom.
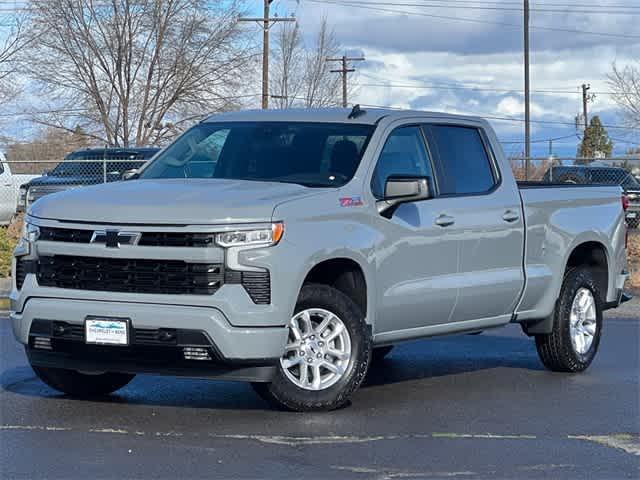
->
[[11, 108, 630, 411]]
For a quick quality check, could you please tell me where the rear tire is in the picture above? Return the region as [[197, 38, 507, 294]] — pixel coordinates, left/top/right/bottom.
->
[[252, 283, 371, 412], [31, 365, 135, 397], [535, 267, 603, 372]]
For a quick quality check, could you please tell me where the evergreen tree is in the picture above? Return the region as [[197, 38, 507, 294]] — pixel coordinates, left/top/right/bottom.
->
[[576, 116, 614, 163]]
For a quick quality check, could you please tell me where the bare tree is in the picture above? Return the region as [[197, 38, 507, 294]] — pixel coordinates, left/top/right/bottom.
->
[[271, 22, 304, 109], [302, 18, 341, 108], [23, 0, 254, 147], [0, 13, 27, 102], [608, 61, 640, 129], [271, 17, 341, 109]]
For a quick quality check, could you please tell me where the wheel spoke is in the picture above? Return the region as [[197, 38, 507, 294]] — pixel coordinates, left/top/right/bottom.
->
[[290, 322, 303, 341], [325, 323, 344, 342], [583, 322, 596, 336], [282, 357, 302, 369], [299, 310, 312, 335], [284, 342, 301, 352], [311, 365, 322, 390], [322, 361, 343, 375], [299, 363, 309, 385], [314, 314, 334, 336], [327, 348, 349, 360]]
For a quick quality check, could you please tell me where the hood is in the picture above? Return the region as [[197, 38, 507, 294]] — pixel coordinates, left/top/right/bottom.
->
[[29, 178, 319, 225]]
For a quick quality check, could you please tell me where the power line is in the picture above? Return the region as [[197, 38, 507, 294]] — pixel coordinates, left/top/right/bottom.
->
[[239, 1, 296, 109], [357, 82, 629, 96], [312, 0, 640, 15], [327, 55, 366, 107], [354, 103, 639, 130], [307, 0, 640, 39]]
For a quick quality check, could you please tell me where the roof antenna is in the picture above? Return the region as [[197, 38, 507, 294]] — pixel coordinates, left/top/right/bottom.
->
[[348, 104, 366, 119]]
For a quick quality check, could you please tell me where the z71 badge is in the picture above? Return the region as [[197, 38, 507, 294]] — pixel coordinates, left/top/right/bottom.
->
[[339, 196, 364, 207]]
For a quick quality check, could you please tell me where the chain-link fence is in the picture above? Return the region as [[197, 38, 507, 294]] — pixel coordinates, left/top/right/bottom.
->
[[0, 148, 160, 222], [510, 157, 640, 183]]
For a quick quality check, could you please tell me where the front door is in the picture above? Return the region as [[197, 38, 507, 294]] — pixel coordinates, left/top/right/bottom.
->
[[372, 126, 459, 334]]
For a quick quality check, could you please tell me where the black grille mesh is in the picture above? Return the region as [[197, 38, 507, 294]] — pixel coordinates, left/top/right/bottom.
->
[[37, 256, 224, 295]]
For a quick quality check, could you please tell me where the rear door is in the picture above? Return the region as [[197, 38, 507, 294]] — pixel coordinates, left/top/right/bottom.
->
[[422, 123, 525, 323]]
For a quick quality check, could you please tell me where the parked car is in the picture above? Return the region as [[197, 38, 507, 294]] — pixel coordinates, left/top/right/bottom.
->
[[12, 108, 630, 411], [17, 147, 160, 213], [543, 165, 640, 227], [0, 152, 40, 224]]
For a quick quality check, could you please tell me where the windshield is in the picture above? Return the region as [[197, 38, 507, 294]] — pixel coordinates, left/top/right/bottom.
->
[[140, 122, 375, 187]]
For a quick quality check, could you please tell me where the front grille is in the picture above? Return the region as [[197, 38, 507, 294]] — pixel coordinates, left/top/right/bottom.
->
[[34, 226, 217, 248], [37, 255, 224, 295], [39, 227, 93, 243]]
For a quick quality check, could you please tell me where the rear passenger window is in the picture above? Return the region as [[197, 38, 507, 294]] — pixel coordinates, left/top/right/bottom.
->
[[371, 126, 433, 199], [425, 125, 496, 195]]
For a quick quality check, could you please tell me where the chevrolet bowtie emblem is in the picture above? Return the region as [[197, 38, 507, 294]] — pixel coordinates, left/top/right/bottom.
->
[[90, 230, 141, 248]]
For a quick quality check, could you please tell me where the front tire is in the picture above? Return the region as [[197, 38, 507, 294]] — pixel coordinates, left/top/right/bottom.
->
[[535, 267, 603, 372], [253, 284, 371, 411], [31, 365, 135, 397]]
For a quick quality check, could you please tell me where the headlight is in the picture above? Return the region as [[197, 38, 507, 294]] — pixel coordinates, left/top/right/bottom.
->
[[216, 223, 284, 248], [22, 221, 40, 242], [17, 186, 28, 211]]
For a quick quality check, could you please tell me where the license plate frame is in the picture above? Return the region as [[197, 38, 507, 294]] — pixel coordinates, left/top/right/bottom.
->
[[85, 316, 130, 346]]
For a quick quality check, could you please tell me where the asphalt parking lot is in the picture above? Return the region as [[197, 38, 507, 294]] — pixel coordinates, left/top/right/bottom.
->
[[1, 304, 639, 480]]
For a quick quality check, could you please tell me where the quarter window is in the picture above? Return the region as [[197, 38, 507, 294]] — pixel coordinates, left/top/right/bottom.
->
[[372, 126, 433, 199], [425, 125, 496, 195]]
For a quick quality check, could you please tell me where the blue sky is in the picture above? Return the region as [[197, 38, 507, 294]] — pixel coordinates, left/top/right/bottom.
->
[[1, 0, 638, 158], [264, 0, 640, 158]]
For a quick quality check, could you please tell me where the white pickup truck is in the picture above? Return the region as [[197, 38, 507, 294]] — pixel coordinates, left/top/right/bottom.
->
[[0, 152, 39, 225]]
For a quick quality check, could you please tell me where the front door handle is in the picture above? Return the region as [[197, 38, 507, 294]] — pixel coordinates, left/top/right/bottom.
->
[[435, 214, 455, 227], [502, 210, 520, 223]]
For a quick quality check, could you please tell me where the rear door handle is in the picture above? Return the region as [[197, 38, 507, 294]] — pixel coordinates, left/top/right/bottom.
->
[[435, 214, 455, 227], [502, 210, 520, 223]]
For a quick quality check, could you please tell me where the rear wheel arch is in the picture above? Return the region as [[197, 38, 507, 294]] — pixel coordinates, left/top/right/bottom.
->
[[523, 241, 609, 336], [565, 241, 609, 303]]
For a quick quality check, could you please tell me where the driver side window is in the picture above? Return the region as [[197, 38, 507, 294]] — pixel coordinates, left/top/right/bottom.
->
[[371, 126, 433, 199]]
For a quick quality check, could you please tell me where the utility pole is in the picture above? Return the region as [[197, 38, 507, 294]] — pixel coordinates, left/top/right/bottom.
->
[[327, 55, 365, 108], [523, 0, 531, 178], [582, 83, 591, 130], [239, 1, 295, 109]]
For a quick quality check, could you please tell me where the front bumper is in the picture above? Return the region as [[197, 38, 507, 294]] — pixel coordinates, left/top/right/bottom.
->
[[12, 298, 288, 379], [25, 319, 277, 382]]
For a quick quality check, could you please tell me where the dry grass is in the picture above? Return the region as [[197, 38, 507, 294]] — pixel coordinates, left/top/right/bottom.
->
[[627, 232, 640, 291], [0, 216, 21, 278]]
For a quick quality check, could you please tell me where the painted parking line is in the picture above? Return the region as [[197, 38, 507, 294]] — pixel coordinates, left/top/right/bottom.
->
[[2, 424, 639, 457]]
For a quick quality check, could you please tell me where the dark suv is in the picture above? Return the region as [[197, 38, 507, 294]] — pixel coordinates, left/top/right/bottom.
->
[[544, 165, 640, 227], [18, 147, 160, 212]]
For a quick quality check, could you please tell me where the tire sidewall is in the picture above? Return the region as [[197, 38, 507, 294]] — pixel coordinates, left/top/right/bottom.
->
[[268, 284, 371, 411]]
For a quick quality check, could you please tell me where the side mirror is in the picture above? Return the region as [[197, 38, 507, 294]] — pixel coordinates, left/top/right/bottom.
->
[[122, 169, 139, 180], [378, 176, 431, 215], [42, 170, 50, 176]]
